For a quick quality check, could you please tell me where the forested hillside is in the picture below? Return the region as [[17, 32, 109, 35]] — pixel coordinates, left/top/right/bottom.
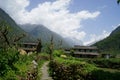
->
[[94, 26, 120, 55], [0, 8, 35, 46]]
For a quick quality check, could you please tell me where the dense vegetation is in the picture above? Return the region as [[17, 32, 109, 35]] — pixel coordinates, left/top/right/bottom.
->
[[1, 1, 120, 79], [0, 47, 49, 80], [49, 57, 97, 80], [80, 58, 120, 69], [49, 50, 120, 80]]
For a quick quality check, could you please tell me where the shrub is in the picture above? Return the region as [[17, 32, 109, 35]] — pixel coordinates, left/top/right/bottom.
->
[[49, 57, 97, 80], [3, 69, 17, 80], [86, 58, 120, 69], [49, 57, 120, 80], [91, 69, 120, 80], [0, 47, 19, 76], [53, 50, 64, 57]]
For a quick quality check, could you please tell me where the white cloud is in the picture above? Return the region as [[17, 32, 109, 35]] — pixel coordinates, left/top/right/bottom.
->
[[0, 0, 100, 45], [84, 30, 110, 45], [112, 24, 120, 30]]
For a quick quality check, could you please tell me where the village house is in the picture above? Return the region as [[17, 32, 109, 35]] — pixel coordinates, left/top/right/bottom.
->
[[19, 42, 38, 52], [65, 45, 99, 58]]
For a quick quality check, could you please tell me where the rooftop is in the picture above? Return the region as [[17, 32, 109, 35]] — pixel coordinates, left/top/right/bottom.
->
[[20, 43, 38, 45], [73, 45, 98, 50], [74, 52, 99, 56]]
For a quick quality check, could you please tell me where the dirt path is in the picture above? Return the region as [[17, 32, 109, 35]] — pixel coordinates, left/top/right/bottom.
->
[[41, 61, 53, 80]]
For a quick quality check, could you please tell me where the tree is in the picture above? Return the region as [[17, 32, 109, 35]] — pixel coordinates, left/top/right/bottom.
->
[[36, 38, 42, 54], [0, 21, 11, 47], [13, 33, 26, 43], [117, 0, 120, 4], [49, 35, 54, 60], [58, 40, 63, 50], [0, 21, 26, 48]]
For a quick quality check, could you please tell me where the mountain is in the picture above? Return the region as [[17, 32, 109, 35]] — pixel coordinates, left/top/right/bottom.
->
[[0, 8, 70, 48], [110, 25, 120, 35], [20, 24, 71, 48], [0, 8, 35, 46], [94, 26, 120, 55], [64, 38, 83, 47]]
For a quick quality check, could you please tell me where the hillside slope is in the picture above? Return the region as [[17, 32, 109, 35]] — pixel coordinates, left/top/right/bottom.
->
[[110, 26, 120, 35], [94, 26, 120, 55], [0, 8, 35, 45]]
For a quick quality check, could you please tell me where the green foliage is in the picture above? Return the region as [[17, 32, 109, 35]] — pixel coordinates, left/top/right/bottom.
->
[[36, 39, 42, 54], [0, 21, 11, 47], [49, 56, 120, 80], [0, 47, 19, 76], [117, 0, 120, 4], [85, 58, 120, 70], [3, 69, 17, 80], [37, 53, 50, 61], [91, 69, 120, 80], [49, 57, 97, 80], [0, 47, 48, 80], [53, 50, 64, 57], [94, 30, 120, 55], [14, 54, 34, 77]]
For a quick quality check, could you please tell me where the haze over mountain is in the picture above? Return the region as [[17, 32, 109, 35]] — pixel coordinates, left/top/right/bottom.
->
[[94, 25, 120, 55], [0, 8, 71, 48], [20, 24, 71, 48]]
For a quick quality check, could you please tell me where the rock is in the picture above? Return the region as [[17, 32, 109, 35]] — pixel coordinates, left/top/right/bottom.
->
[[18, 49, 27, 55], [60, 55, 67, 58]]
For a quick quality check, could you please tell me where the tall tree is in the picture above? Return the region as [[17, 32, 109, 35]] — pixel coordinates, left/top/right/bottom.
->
[[36, 38, 42, 54], [49, 35, 54, 60]]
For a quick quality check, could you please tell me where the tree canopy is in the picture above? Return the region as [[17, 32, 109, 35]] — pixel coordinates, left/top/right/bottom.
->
[[117, 0, 120, 4]]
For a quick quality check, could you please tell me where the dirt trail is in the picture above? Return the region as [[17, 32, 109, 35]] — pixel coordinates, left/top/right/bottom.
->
[[41, 61, 53, 80]]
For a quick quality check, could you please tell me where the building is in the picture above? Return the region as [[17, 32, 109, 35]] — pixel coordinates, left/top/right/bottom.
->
[[73, 45, 99, 58], [19, 43, 38, 52], [65, 45, 99, 58]]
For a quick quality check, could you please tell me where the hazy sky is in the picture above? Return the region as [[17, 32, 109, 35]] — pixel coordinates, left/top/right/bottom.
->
[[0, 0, 120, 45]]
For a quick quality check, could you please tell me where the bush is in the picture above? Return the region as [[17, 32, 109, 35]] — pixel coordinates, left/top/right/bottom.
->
[[91, 69, 120, 80], [37, 53, 50, 61], [86, 58, 120, 69], [53, 50, 65, 57], [0, 47, 19, 76], [49, 57, 97, 80], [3, 69, 17, 80], [49, 57, 120, 80]]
